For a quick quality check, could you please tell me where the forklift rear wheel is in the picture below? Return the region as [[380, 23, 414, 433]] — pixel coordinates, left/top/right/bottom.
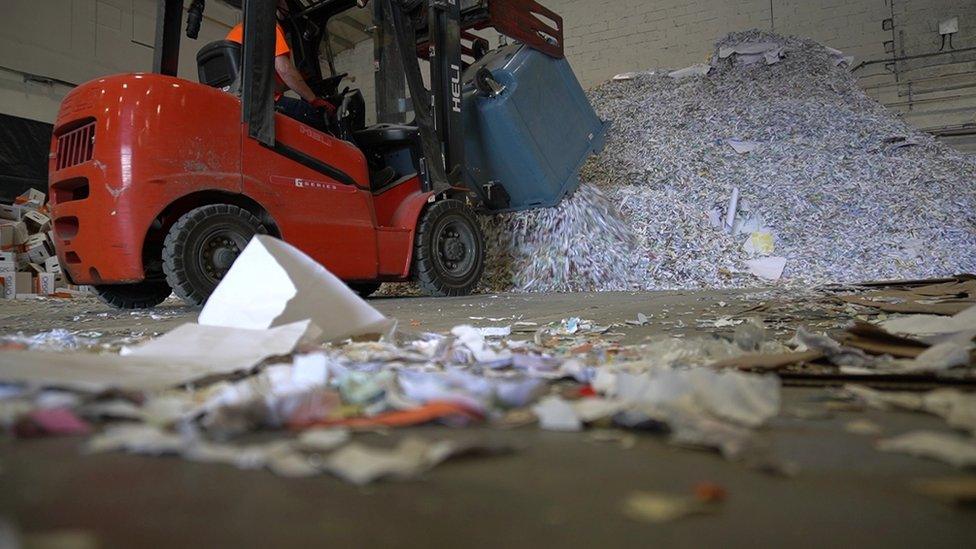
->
[[413, 199, 484, 296], [349, 282, 381, 298], [162, 204, 267, 307], [94, 280, 172, 309]]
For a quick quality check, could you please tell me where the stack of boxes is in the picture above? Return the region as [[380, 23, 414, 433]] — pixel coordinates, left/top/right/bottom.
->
[[0, 189, 72, 299]]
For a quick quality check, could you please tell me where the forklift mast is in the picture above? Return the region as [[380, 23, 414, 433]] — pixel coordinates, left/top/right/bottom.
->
[[150, 0, 564, 201], [426, 0, 464, 185]]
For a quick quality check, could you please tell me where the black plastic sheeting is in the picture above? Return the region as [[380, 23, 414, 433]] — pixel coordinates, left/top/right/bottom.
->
[[241, 0, 278, 146], [0, 113, 52, 203]]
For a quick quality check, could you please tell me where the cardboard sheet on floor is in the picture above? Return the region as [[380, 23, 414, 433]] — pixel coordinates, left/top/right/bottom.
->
[[839, 276, 976, 316], [840, 295, 974, 316], [710, 349, 823, 371], [839, 322, 929, 358], [198, 235, 393, 341], [0, 321, 318, 392]]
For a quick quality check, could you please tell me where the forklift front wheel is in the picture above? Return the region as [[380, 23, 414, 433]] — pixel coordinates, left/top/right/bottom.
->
[[413, 199, 485, 297], [349, 283, 381, 298], [94, 280, 172, 309], [162, 204, 267, 307]]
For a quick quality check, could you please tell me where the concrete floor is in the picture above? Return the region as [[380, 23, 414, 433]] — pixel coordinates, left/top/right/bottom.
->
[[1, 290, 975, 547]]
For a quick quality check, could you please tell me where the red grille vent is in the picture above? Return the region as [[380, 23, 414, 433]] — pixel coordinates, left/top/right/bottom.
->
[[56, 121, 96, 170]]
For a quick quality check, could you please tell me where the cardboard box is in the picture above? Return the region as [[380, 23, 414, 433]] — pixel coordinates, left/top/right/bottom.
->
[[0, 223, 12, 248], [45, 256, 61, 274], [10, 221, 28, 246], [0, 251, 15, 273], [0, 272, 10, 299], [23, 210, 51, 233], [15, 188, 45, 209], [37, 272, 56, 295], [17, 272, 33, 295], [0, 204, 22, 221], [24, 234, 52, 264], [1, 272, 31, 299]]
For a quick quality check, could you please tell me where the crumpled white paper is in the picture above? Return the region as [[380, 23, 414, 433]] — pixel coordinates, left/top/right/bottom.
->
[[198, 235, 393, 341], [122, 320, 320, 370]]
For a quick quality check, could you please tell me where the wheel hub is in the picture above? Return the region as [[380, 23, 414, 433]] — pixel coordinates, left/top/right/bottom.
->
[[212, 247, 237, 269], [202, 235, 241, 279], [443, 237, 465, 262]]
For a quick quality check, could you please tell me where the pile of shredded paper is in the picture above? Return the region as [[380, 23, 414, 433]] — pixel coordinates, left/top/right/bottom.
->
[[480, 29, 976, 292]]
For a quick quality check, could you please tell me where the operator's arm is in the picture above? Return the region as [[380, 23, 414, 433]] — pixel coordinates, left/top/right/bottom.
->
[[274, 54, 318, 102]]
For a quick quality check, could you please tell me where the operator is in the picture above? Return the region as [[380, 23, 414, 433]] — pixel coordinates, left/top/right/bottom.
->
[[225, 1, 335, 132]]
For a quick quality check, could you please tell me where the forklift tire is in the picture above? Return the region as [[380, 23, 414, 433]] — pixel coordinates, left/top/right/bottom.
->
[[413, 199, 485, 297], [349, 283, 381, 298], [162, 204, 267, 307], [94, 280, 172, 309]]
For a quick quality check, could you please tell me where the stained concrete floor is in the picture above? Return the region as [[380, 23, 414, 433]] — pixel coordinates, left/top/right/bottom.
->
[[1, 290, 975, 547]]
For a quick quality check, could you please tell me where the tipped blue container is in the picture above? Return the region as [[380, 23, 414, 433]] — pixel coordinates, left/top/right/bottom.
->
[[462, 43, 608, 212]]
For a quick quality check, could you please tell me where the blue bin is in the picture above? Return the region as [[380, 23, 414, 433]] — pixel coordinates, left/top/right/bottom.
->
[[462, 44, 607, 212]]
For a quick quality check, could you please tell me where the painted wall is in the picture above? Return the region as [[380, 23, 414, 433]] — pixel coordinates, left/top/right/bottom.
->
[[4, 1, 971, 149], [333, 0, 976, 151], [0, 0, 239, 123]]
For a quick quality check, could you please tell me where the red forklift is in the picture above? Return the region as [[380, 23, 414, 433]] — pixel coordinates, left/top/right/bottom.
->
[[48, 0, 604, 308]]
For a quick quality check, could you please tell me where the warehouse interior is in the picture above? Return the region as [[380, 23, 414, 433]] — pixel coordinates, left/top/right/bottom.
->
[[1, 0, 975, 546]]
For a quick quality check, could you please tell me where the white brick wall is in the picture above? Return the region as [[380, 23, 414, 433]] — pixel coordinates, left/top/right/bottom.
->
[[550, 0, 771, 88], [334, 0, 975, 149], [0, 0, 239, 123], [5, 0, 968, 147], [330, 34, 375, 123], [334, 0, 884, 105]]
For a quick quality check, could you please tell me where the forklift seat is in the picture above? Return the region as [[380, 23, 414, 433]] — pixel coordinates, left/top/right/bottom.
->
[[353, 124, 422, 192], [197, 40, 242, 92], [352, 124, 419, 148]]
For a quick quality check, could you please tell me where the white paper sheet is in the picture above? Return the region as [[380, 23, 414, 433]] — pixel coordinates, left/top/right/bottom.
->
[[322, 437, 451, 485], [668, 64, 711, 79], [877, 431, 976, 468], [901, 336, 974, 372], [532, 395, 583, 431], [198, 235, 393, 341], [880, 305, 976, 337], [745, 256, 787, 281], [613, 368, 780, 429], [123, 320, 317, 364], [727, 139, 760, 154], [298, 428, 351, 452], [0, 321, 318, 392], [719, 41, 784, 65], [847, 385, 976, 436]]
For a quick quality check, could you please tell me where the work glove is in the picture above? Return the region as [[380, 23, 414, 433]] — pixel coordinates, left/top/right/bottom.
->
[[309, 97, 337, 117]]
